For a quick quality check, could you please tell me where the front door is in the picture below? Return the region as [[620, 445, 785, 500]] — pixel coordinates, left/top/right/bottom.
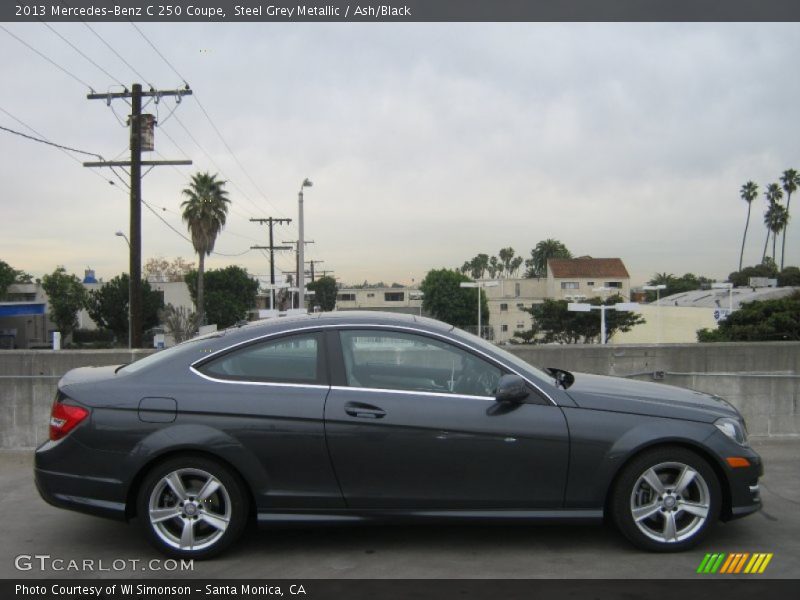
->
[[324, 328, 570, 509]]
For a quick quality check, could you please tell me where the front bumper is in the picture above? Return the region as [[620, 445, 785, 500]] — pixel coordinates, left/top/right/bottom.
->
[[720, 446, 763, 522]]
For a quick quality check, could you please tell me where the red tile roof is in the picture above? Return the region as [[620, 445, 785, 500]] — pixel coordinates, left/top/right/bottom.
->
[[548, 257, 630, 279]]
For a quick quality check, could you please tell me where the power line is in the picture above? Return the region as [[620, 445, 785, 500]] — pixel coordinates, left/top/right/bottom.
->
[[0, 24, 95, 92], [40, 21, 125, 87], [128, 22, 188, 84], [80, 21, 152, 87], [0, 123, 103, 159]]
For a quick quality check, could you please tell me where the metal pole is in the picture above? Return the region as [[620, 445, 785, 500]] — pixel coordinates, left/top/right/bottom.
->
[[477, 286, 482, 338], [600, 306, 606, 345], [298, 189, 305, 311]]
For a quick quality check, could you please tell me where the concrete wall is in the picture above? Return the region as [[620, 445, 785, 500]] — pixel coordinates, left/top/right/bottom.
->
[[1, 343, 797, 448], [0, 349, 153, 449]]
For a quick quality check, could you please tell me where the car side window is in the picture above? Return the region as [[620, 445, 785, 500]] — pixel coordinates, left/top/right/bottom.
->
[[339, 330, 501, 397], [198, 332, 322, 384]]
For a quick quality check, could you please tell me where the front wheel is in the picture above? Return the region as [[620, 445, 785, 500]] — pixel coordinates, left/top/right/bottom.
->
[[611, 447, 721, 552], [137, 456, 248, 559]]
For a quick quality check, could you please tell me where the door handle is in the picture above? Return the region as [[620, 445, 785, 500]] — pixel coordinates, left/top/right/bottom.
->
[[344, 402, 386, 419]]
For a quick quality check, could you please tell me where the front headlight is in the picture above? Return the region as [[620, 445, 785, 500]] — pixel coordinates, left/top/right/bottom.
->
[[715, 417, 749, 447]]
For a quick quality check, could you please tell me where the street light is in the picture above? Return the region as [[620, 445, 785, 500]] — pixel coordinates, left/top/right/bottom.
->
[[643, 284, 667, 344], [114, 231, 131, 348], [711, 282, 734, 316], [569, 295, 640, 345], [460, 281, 499, 338], [297, 178, 313, 311], [115, 230, 130, 247]]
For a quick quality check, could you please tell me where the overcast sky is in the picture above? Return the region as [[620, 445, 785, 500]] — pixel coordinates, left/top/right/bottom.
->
[[1, 21, 799, 286]]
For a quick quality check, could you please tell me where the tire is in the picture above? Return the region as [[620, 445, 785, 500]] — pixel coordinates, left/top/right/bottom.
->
[[611, 446, 721, 552], [136, 455, 248, 559]]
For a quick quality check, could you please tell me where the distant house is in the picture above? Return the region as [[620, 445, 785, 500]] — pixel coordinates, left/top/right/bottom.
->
[[546, 256, 631, 301], [484, 257, 632, 343]]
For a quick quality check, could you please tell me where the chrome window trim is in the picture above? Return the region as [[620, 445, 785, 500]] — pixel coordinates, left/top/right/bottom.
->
[[189, 367, 330, 390], [329, 385, 493, 402], [189, 323, 557, 406]]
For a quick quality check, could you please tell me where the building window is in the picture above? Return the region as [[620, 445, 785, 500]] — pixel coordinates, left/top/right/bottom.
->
[[605, 282, 622, 288], [561, 282, 579, 289], [384, 292, 404, 302], [587, 281, 595, 287], [516, 322, 526, 329], [337, 293, 356, 302], [367, 293, 375, 298], [500, 303, 508, 311], [514, 283, 521, 298], [501, 324, 508, 332], [516, 303, 525, 310]]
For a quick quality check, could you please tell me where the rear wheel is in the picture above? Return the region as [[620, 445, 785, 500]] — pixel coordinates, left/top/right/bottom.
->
[[137, 456, 248, 559], [611, 447, 720, 552]]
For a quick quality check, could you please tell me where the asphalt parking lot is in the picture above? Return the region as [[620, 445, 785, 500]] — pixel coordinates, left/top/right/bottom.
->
[[1, 439, 798, 580]]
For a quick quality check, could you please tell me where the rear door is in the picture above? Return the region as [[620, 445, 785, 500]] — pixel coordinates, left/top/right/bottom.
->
[[323, 328, 570, 509]]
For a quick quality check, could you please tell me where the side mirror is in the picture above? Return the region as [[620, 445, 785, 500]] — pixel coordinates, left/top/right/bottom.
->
[[495, 374, 529, 403]]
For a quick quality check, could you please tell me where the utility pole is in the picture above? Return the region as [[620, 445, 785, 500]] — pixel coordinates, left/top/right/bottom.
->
[[305, 259, 324, 282], [250, 217, 292, 308], [84, 84, 192, 347]]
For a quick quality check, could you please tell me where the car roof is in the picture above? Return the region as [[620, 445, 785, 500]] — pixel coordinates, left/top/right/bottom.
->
[[233, 310, 454, 336]]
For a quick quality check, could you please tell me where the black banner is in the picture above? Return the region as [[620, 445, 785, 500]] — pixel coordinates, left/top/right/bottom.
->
[[3, 0, 800, 23], [4, 579, 800, 600]]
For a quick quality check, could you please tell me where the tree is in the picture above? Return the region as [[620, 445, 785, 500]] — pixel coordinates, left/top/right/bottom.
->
[[487, 256, 500, 278], [0, 259, 32, 299], [159, 304, 198, 344], [185, 265, 258, 329], [728, 262, 778, 287], [0, 260, 16, 300], [738, 181, 758, 271], [468, 254, 490, 279], [509, 255, 524, 277], [419, 269, 488, 328], [766, 200, 788, 262], [143, 256, 195, 283], [525, 239, 572, 278], [780, 169, 799, 270], [644, 272, 713, 301], [762, 184, 784, 262], [41, 267, 87, 337], [181, 172, 231, 327], [307, 276, 337, 311], [697, 291, 800, 342], [498, 247, 515, 277], [85, 274, 163, 341], [518, 295, 645, 344], [778, 267, 800, 287]]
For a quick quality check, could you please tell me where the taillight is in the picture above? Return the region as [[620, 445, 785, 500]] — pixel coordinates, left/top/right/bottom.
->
[[49, 397, 89, 441]]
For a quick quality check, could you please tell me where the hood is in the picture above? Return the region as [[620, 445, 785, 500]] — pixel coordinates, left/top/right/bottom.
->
[[59, 365, 123, 388], [564, 372, 739, 423]]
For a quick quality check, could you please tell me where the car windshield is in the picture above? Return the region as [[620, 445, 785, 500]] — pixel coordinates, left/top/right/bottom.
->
[[118, 331, 226, 374], [449, 326, 557, 387]]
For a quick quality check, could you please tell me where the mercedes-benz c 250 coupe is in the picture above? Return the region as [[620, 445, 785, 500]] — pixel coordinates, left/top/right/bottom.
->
[[35, 311, 762, 558]]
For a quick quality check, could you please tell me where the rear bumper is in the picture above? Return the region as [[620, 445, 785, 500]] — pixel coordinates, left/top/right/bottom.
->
[[34, 439, 128, 521]]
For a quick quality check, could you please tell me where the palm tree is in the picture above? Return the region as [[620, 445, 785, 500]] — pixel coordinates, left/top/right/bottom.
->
[[768, 202, 789, 262], [780, 169, 799, 269], [762, 184, 783, 263], [181, 172, 231, 327], [738, 181, 758, 271], [526, 239, 572, 278], [498, 247, 515, 277]]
